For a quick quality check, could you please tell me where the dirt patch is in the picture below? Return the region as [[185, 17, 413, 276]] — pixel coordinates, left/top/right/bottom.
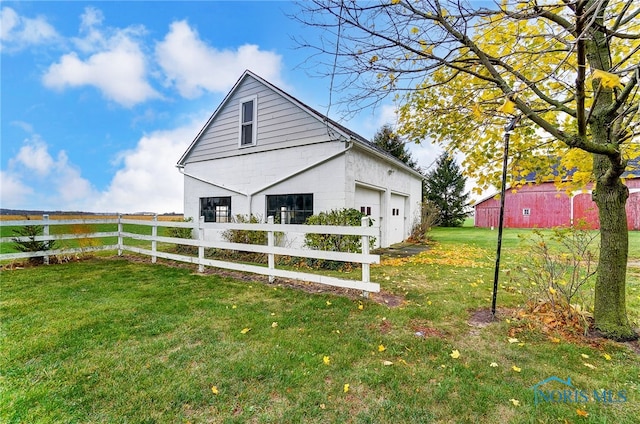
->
[[623, 339, 640, 355], [410, 319, 447, 339], [468, 307, 506, 328]]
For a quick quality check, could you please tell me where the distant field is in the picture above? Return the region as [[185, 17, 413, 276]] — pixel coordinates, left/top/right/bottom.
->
[[0, 214, 184, 221], [0, 214, 187, 255]]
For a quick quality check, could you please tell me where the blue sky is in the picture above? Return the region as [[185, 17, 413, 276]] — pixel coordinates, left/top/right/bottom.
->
[[1, 1, 440, 213]]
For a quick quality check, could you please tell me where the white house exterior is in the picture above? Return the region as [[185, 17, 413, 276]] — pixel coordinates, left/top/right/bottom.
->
[[177, 70, 423, 248]]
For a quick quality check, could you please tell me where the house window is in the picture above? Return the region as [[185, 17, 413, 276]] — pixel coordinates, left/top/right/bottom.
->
[[200, 197, 232, 222], [239, 96, 257, 147], [523, 208, 531, 216], [267, 194, 313, 224]]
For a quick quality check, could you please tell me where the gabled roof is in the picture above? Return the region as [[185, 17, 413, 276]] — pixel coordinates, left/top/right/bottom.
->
[[515, 157, 639, 183], [473, 156, 639, 207], [177, 70, 423, 179]]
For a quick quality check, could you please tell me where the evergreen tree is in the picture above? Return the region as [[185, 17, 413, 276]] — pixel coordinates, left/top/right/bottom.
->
[[424, 153, 469, 227], [371, 124, 417, 170]]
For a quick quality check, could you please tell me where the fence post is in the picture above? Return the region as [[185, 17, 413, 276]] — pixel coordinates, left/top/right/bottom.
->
[[267, 216, 275, 283], [361, 217, 370, 299], [151, 214, 158, 264], [118, 214, 123, 256], [43, 214, 50, 265], [198, 216, 205, 273]]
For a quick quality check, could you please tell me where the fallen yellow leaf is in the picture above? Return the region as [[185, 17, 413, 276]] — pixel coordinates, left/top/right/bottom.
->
[[512, 365, 521, 372], [576, 408, 589, 417], [583, 362, 596, 369], [450, 349, 461, 359], [378, 344, 386, 352], [343, 383, 350, 393], [240, 328, 251, 334], [358, 304, 364, 310], [508, 337, 519, 343], [323, 355, 330, 365], [603, 353, 612, 361], [509, 398, 520, 406], [271, 322, 278, 328], [581, 353, 590, 359], [490, 362, 499, 367], [382, 360, 393, 366], [211, 386, 219, 395], [326, 301, 332, 306]]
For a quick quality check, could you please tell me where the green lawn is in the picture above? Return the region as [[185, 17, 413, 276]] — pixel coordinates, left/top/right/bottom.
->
[[1, 227, 639, 423]]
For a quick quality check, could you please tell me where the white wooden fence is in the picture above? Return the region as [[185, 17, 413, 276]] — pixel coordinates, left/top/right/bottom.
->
[[0, 215, 380, 293]]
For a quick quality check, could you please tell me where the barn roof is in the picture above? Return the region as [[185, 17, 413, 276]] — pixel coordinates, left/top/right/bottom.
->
[[473, 156, 639, 207]]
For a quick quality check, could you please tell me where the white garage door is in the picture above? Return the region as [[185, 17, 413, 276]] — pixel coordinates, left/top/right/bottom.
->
[[355, 185, 382, 247], [389, 193, 406, 245], [355, 186, 381, 224]]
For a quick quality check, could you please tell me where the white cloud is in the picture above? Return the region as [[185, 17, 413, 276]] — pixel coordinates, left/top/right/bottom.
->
[[2, 136, 99, 211], [155, 20, 284, 98], [93, 117, 204, 213], [1, 118, 202, 213], [0, 6, 60, 52], [0, 6, 57, 47], [0, 170, 34, 207], [13, 137, 55, 176], [42, 7, 158, 107]]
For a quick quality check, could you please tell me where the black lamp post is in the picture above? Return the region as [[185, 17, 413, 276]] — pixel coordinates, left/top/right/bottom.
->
[[491, 115, 520, 318]]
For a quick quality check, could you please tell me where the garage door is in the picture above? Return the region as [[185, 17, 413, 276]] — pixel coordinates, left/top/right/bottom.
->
[[389, 193, 406, 245], [355, 185, 381, 224], [355, 186, 382, 247]]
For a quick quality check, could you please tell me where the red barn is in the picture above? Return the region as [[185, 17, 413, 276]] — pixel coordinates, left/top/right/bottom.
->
[[474, 167, 640, 230]]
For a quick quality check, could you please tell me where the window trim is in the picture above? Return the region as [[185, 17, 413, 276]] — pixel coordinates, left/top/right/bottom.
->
[[266, 193, 314, 224], [200, 196, 232, 223], [238, 95, 257, 147]]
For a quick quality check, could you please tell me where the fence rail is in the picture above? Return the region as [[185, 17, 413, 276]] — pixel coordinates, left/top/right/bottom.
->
[[1, 215, 380, 293]]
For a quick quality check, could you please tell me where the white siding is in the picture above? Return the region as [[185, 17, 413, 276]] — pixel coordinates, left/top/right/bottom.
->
[[183, 142, 348, 220], [346, 146, 422, 247]]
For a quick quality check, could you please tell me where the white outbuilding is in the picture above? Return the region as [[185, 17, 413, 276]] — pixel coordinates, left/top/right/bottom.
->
[[177, 70, 423, 247]]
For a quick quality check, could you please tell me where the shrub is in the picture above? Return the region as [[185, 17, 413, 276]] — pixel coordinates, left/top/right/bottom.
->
[[304, 208, 374, 270], [11, 217, 57, 265], [408, 201, 439, 243], [167, 217, 195, 254], [512, 222, 598, 333], [221, 214, 267, 245], [218, 214, 270, 263]]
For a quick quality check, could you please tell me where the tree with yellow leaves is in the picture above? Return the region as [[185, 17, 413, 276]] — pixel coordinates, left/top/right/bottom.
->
[[297, 0, 639, 340]]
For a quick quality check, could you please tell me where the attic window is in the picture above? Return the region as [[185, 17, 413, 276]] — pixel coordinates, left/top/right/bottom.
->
[[523, 208, 531, 216], [239, 96, 257, 147]]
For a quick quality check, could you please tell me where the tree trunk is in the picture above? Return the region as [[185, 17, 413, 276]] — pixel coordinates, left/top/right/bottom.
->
[[592, 176, 637, 341]]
